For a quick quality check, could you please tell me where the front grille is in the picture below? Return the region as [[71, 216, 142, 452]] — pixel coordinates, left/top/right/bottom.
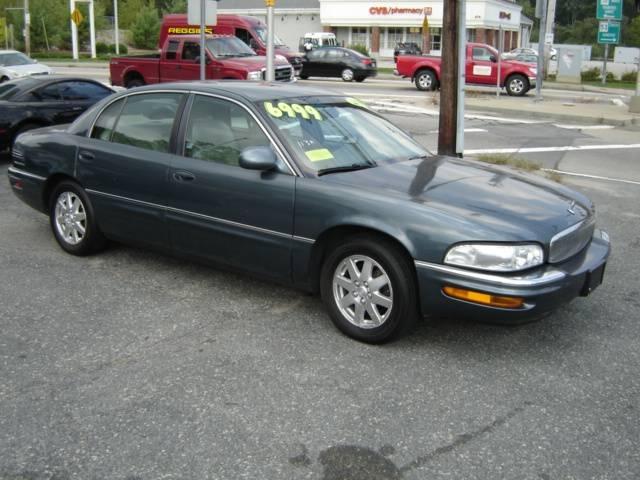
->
[[549, 218, 595, 263], [275, 66, 292, 81]]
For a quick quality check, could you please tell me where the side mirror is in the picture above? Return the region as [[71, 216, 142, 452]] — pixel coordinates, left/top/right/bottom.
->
[[489, 55, 497, 63], [239, 146, 277, 171]]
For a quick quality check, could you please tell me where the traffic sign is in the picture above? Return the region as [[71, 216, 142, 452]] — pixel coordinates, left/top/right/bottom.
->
[[71, 8, 83, 26], [597, 0, 623, 21], [598, 21, 621, 44]]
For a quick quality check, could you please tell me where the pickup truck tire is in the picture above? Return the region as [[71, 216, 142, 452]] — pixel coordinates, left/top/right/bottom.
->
[[124, 75, 145, 89], [505, 74, 529, 96], [341, 69, 354, 82], [299, 74, 309, 80], [414, 69, 437, 91]]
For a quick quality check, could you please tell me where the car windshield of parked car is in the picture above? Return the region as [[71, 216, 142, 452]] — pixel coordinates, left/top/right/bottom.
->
[[0, 83, 18, 99], [0, 52, 35, 66], [260, 97, 428, 175], [206, 37, 256, 57], [254, 27, 285, 47]]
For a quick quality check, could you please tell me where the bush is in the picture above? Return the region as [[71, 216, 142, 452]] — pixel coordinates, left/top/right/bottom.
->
[[621, 71, 638, 83], [348, 44, 371, 57], [96, 42, 110, 55], [132, 6, 160, 49], [581, 67, 601, 82], [110, 43, 129, 54]]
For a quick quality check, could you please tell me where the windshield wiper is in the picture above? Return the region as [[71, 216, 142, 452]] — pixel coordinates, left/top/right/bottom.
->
[[408, 154, 431, 161], [317, 164, 376, 177]]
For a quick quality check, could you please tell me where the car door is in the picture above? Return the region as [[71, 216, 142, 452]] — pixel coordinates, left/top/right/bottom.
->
[[57, 80, 113, 117], [166, 93, 295, 281], [467, 46, 498, 85], [75, 91, 186, 249], [324, 48, 343, 77], [176, 41, 202, 80], [159, 39, 183, 81], [22, 82, 78, 124]]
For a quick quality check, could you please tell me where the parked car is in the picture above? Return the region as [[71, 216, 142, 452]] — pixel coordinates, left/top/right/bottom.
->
[[7, 82, 610, 343], [110, 34, 294, 88], [0, 76, 114, 152], [300, 47, 377, 82], [507, 53, 539, 66], [393, 42, 422, 63], [504, 47, 557, 61], [0, 50, 53, 83], [395, 42, 537, 95]]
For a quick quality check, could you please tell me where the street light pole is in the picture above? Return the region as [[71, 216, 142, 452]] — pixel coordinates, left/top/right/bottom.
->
[[535, 0, 547, 101], [23, 0, 30, 56], [114, 0, 119, 55], [199, 0, 205, 80], [265, 0, 275, 81]]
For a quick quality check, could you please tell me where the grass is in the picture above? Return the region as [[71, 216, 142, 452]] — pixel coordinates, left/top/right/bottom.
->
[[582, 81, 636, 90], [475, 154, 564, 183], [377, 67, 395, 74]]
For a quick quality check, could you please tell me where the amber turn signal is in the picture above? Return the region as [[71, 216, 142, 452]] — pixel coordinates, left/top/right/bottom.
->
[[443, 286, 525, 309]]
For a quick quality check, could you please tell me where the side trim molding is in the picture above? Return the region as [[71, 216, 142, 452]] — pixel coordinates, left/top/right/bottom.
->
[[414, 260, 566, 287], [85, 188, 315, 244], [7, 166, 46, 182]]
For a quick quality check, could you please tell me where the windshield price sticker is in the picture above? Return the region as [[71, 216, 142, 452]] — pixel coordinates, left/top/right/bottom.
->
[[305, 148, 334, 162], [345, 97, 367, 108], [264, 101, 323, 121]]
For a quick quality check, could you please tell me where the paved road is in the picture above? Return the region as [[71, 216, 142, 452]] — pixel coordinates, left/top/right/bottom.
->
[[1, 105, 639, 478]]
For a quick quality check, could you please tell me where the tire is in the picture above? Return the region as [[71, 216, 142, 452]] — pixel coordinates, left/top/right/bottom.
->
[[49, 180, 106, 256], [341, 68, 354, 82], [355, 76, 366, 83], [414, 69, 438, 91], [299, 74, 309, 80], [320, 235, 418, 343], [505, 74, 529, 96], [12, 123, 41, 148], [124, 76, 144, 89], [0, 76, 9, 83]]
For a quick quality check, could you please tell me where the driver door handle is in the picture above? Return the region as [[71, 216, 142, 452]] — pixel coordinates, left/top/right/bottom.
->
[[173, 171, 196, 182]]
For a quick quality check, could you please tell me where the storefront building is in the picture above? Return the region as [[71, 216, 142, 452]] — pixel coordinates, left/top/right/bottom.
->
[[218, 0, 530, 59]]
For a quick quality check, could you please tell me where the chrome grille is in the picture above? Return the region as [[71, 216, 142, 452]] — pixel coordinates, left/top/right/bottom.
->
[[549, 218, 595, 263], [275, 66, 292, 81]]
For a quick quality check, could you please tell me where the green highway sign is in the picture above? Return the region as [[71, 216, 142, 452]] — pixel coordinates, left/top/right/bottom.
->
[[598, 21, 621, 44], [597, 0, 623, 21]]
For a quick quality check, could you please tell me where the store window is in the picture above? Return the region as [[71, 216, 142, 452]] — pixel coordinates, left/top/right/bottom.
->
[[351, 27, 368, 47], [405, 28, 422, 46], [430, 28, 442, 51], [387, 27, 403, 49]]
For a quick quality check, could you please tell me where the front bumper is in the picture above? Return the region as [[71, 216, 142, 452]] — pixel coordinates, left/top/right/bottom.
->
[[414, 230, 610, 323], [529, 76, 537, 88]]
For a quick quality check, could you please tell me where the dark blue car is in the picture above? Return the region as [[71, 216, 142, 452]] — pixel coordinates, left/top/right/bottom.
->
[[7, 82, 610, 343]]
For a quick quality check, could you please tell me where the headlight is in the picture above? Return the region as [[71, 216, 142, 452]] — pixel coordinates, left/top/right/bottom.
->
[[247, 70, 263, 81], [444, 243, 544, 272], [529, 68, 537, 76]]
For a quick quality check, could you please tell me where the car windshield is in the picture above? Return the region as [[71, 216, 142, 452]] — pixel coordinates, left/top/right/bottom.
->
[[254, 27, 285, 47], [0, 83, 18, 99], [206, 37, 256, 57], [0, 52, 36, 66], [259, 96, 428, 176]]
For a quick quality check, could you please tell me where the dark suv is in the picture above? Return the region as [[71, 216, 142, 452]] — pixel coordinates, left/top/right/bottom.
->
[[393, 42, 422, 63]]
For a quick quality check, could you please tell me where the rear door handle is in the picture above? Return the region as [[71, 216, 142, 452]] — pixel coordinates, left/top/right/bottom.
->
[[78, 151, 94, 161], [173, 171, 196, 182]]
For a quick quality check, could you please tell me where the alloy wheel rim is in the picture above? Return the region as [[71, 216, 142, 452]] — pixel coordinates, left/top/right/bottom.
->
[[419, 74, 432, 89], [511, 79, 524, 93], [54, 191, 87, 245], [343, 69, 354, 81], [332, 254, 393, 329]]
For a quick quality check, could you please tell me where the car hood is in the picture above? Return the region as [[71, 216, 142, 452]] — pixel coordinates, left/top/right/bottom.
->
[[320, 156, 594, 242], [1, 63, 51, 76], [222, 55, 290, 70]]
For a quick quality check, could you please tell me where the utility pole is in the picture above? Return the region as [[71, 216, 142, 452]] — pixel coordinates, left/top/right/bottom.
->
[[23, 0, 30, 56], [544, 0, 557, 78], [438, 0, 462, 156], [534, 0, 547, 101], [265, 0, 275, 81], [114, 0, 119, 55], [199, 0, 205, 80]]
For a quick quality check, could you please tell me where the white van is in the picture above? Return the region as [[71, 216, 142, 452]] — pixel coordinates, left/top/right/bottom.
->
[[299, 32, 337, 52]]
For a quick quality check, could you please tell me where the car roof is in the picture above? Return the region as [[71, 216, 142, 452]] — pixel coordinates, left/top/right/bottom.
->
[[0, 75, 113, 99], [128, 81, 337, 102], [0, 49, 22, 54]]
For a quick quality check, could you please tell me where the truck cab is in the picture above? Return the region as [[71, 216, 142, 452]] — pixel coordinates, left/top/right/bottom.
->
[[299, 32, 338, 52]]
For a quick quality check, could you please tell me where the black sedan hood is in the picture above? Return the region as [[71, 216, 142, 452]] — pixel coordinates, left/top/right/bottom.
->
[[320, 156, 593, 242]]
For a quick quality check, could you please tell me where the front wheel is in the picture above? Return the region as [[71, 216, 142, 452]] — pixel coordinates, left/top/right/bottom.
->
[[299, 74, 309, 80], [49, 181, 106, 256], [320, 235, 418, 343], [414, 69, 438, 91], [341, 68, 354, 82], [505, 74, 529, 96]]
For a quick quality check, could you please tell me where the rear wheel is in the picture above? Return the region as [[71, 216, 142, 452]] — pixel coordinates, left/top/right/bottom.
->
[[124, 76, 144, 89], [0, 76, 9, 83], [341, 68, 354, 82], [320, 235, 418, 343], [355, 76, 366, 83], [414, 69, 437, 91], [505, 74, 529, 96], [49, 180, 106, 256]]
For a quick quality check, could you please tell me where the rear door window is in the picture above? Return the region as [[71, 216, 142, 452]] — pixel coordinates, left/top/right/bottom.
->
[[166, 40, 180, 60], [59, 81, 112, 101], [91, 98, 125, 141], [110, 93, 184, 152], [36, 83, 62, 101]]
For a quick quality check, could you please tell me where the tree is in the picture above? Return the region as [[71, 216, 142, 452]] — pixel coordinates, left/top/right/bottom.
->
[[623, 15, 640, 46], [132, 4, 160, 49]]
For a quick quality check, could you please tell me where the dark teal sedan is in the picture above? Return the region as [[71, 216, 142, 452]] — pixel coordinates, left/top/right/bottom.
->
[[7, 82, 610, 343]]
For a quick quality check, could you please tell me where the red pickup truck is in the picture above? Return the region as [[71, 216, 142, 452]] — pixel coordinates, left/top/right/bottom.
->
[[395, 43, 537, 96], [110, 34, 294, 88]]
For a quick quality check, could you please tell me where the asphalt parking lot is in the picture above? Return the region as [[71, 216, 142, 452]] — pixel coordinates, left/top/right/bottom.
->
[[1, 117, 639, 479]]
